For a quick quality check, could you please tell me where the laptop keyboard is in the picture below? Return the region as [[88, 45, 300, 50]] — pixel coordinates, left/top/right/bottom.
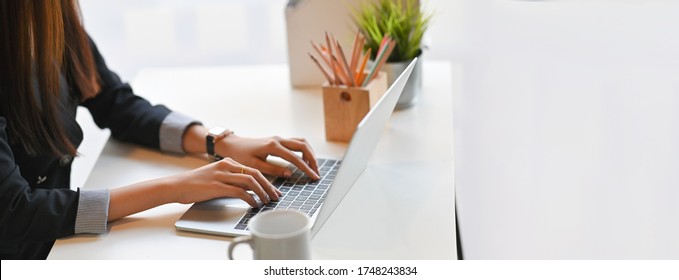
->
[[234, 158, 341, 230]]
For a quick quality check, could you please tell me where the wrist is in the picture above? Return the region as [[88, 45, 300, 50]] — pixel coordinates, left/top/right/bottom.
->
[[108, 178, 176, 221], [182, 124, 209, 154], [214, 133, 240, 160], [155, 177, 180, 204], [206, 126, 234, 161]]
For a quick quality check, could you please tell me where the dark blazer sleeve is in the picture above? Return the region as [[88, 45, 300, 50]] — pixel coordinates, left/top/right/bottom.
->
[[81, 37, 171, 149], [0, 117, 79, 243]]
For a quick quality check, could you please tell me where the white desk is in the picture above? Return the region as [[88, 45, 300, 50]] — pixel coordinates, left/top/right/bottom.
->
[[49, 61, 457, 259]]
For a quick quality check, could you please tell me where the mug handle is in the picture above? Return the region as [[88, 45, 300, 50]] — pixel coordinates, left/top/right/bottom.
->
[[227, 236, 253, 260]]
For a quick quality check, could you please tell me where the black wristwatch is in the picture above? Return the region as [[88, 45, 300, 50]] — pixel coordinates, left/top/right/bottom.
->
[[206, 126, 232, 161]]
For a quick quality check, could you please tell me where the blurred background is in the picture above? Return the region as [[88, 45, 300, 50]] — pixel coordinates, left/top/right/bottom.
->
[[78, 0, 679, 259], [80, 0, 465, 81]]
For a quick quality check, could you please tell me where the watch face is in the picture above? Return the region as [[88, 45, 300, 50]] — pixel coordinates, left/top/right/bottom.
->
[[208, 126, 226, 136]]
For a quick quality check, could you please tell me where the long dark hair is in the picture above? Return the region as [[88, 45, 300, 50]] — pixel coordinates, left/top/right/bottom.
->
[[0, 0, 100, 156]]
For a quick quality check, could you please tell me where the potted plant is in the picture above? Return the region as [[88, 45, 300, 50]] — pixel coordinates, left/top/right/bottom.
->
[[353, 0, 432, 109]]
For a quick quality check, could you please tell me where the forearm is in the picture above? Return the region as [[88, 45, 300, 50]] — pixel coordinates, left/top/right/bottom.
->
[[107, 178, 175, 221], [107, 125, 223, 221], [182, 124, 208, 154]]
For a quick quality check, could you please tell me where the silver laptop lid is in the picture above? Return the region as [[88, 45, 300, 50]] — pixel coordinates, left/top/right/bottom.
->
[[310, 58, 418, 238]]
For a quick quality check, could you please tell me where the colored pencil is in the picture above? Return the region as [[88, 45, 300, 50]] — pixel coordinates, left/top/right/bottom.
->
[[311, 41, 332, 71], [378, 35, 390, 55], [325, 33, 342, 85], [331, 55, 351, 86], [355, 48, 371, 86], [370, 39, 396, 83], [329, 52, 340, 85], [310, 31, 385, 87], [334, 41, 355, 86], [349, 32, 361, 73], [362, 40, 391, 87], [308, 53, 334, 85]]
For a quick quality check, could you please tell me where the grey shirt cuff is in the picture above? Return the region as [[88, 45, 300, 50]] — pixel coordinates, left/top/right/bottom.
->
[[75, 189, 110, 234], [159, 111, 202, 154]]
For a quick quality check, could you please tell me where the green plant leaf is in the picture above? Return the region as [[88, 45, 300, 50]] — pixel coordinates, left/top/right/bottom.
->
[[351, 0, 432, 61]]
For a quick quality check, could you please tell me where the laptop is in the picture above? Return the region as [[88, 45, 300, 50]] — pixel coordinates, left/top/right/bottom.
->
[[175, 58, 417, 238]]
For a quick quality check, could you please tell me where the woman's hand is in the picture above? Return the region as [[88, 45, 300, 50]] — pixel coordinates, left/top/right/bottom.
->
[[165, 157, 281, 206], [110, 125, 321, 222], [181, 125, 320, 181], [215, 135, 321, 181], [108, 157, 280, 221]]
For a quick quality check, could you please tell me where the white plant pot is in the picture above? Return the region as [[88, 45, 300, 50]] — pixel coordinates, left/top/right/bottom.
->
[[374, 55, 422, 110]]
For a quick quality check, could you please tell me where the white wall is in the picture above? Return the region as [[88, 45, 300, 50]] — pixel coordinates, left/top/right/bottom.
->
[[456, 0, 679, 259]]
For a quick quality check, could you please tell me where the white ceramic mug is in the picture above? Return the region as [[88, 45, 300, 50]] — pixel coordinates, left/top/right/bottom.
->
[[227, 210, 312, 260]]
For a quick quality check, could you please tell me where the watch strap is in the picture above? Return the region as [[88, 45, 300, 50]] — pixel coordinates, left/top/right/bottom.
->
[[206, 127, 232, 161]]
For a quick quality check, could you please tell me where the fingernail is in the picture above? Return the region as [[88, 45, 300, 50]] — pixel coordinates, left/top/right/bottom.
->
[[284, 170, 292, 177]]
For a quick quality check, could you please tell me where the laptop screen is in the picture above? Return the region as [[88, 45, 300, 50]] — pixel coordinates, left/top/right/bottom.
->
[[310, 58, 418, 237]]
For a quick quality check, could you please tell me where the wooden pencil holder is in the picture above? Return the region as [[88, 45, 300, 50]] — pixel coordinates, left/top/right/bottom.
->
[[322, 71, 387, 142]]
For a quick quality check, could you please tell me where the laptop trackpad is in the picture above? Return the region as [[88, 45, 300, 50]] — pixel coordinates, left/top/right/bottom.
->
[[175, 198, 250, 235], [195, 197, 248, 208]]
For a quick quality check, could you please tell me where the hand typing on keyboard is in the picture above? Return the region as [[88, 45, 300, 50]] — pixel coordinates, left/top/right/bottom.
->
[[235, 159, 341, 230], [212, 135, 321, 181], [168, 128, 321, 211]]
